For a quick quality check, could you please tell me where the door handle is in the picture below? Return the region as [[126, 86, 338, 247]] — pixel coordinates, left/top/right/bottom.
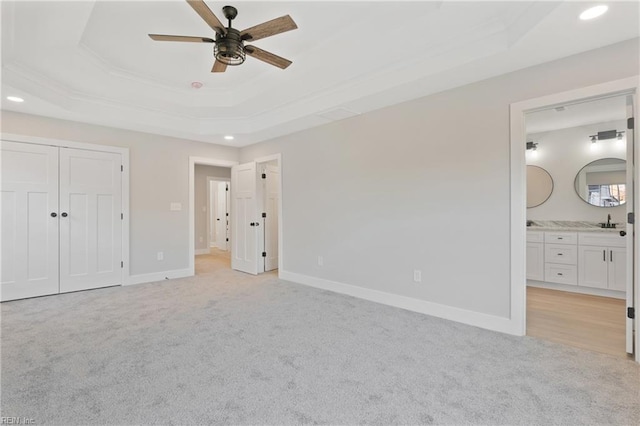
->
[[603, 250, 606, 261], [50, 212, 57, 217], [61, 212, 68, 217], [255, 222, 259, 226], [610, 250, 613, 262]]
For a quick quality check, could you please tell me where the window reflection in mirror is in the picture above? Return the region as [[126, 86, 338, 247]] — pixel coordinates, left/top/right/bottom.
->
[[574, 158, 626, 207]]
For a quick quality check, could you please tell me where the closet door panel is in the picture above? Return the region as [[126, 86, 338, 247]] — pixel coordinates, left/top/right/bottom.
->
[[0, 141, 59, 301], [59, 148, 122, 293]]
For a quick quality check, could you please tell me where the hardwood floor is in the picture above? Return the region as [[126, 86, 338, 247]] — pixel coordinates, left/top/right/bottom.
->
[[526, 286, 629, 358]]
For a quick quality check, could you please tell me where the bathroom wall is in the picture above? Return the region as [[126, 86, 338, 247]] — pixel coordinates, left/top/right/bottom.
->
[[526, 119, 627, 224]]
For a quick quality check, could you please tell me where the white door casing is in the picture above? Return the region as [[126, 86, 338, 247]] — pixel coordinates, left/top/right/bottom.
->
[[216, 182, 228, 250], [59, 148, 122, 293], [1, 141, 60, 301], [231, 162, 258, 274], [264, 164, 279, 272]]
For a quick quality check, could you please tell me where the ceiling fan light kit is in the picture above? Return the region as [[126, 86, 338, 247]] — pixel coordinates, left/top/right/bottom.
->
[[149, 1, 297, 73]]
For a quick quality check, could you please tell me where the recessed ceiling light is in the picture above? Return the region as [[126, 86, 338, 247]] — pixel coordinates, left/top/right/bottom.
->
[[6, 96, 24, 103], [579, 5, 608, 20], [224, 135, 234, 140], [191, 81, 203, 89]]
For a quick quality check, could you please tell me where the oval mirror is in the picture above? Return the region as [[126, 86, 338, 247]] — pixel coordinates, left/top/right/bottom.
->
[[574, 158, 626, 207], [527, 165, 554, 208]]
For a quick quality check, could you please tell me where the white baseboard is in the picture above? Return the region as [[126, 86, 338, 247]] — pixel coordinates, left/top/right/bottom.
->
[[195, 248, 210, 255], [527, 280, 625, 299], [279, 270, 520, 335], [126, 268, 192, 286]]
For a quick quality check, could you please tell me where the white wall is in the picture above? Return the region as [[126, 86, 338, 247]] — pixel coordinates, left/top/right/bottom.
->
[[1, 111, 239, 277], [240, 38, 639, 320], [527, 120, 627, 223], [194, 165, 230, 251]]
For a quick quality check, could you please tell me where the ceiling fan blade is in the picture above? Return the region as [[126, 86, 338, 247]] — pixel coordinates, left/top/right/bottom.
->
[[240, 15, 297, 42], [212, 60, 227, 73], [186, 0, 227, 35], [149, 34, 214, 43], [245, 45, 292, 69]]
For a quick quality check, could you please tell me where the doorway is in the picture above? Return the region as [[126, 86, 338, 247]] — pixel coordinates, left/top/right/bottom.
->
[[510, 77, 639, 362]]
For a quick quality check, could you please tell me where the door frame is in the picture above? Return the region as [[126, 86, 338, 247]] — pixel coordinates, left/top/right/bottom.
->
[[509, 76, 639, 362], [0, 133, 130, 284], [254, 154, 283, 273], [188, 156, 238, 275]]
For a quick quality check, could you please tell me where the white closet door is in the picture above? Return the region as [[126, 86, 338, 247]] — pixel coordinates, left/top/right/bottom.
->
[[1, 141, 60, 301], [215, 182, 228, 250], [264, 164, 279, 271], [231, 162, 258, 274], [59, 148, 122, 293]]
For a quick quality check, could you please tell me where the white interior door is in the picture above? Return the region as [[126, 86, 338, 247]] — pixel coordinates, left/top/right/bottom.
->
[[264, 164, 279, 271], [231, 162, 258, 274], [216, 182, 228, 250], [625, 94, 635, 355], [59, 148, 122, 293], [1, 141, 60, 301]]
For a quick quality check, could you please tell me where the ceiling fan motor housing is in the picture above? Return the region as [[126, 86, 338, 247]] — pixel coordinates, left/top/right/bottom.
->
[[215, 28, 245, 65]]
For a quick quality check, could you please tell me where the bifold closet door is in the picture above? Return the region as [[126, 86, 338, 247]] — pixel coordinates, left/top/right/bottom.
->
[[59, 148, 122, 293], [1, 141, 60, 301]]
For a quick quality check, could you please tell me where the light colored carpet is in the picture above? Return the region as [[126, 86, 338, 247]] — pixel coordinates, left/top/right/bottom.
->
[[1, 261, 639, 425]]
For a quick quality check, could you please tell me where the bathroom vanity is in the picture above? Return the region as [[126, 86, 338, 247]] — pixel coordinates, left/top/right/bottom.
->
[[527, 221, 626, 299]]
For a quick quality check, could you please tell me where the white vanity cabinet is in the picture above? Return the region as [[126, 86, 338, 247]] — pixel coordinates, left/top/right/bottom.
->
[[544, 232, 578, 285], [577, 233, 627, 291], [526, 231, 544, 281]]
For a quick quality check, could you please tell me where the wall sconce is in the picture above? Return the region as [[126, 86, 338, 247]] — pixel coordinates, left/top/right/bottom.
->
[[589, 129, 625, 143]]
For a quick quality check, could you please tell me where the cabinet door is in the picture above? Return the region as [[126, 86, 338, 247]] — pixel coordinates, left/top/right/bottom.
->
[[578, 245, 608, 289], [1, 141, 60, 301], [526, 242, 544, 281], [608, 247, 626, 292]]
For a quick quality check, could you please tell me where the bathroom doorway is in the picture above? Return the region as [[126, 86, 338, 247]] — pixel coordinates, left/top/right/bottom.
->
[[510, 77, 638, 361]]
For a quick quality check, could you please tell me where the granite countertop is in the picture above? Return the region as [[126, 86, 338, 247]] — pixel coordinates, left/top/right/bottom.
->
[[526, 220, 625, 233]]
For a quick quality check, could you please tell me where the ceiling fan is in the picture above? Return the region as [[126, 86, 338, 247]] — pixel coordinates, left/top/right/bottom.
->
[[149, 0, 298, 73]]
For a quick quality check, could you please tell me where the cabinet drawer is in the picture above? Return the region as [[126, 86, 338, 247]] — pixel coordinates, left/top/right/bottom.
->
[[545, 232, 577, 245], [527, 231, 544, 243], [544, 244, 577, 265], [578, 232, 626, 248], [545, 264, 577, 285]]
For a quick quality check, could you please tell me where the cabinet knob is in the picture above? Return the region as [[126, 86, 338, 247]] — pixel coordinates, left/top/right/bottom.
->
[[620, 230, 627, 237], [50, 212, 57, 217], [61, 212, 68, 217]]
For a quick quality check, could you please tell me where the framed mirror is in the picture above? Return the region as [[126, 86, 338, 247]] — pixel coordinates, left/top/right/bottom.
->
[[574, 158, 626, 207], [574, 158, 627, 207], [527, 165, 553, 208]]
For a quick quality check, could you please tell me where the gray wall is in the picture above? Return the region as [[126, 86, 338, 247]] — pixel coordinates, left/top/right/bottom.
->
[[1, 112, 239, 276], [194, 165, 230, 251], [240, 38, 639, 319], [527, 120, 627, 223]]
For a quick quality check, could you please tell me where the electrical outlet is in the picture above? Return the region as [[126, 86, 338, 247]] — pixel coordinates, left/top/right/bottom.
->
[[317, 256, 324, 267], [157, 252, 164, 261], [413, 270, 422, 283]]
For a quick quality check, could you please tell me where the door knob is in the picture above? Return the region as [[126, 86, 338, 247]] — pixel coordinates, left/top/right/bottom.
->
[[255, 222, 259, 226], [250, 222, 255, 226], [61, 212, 68, 217], [620, 230, 627, 236], [50, 212, 57, 217]]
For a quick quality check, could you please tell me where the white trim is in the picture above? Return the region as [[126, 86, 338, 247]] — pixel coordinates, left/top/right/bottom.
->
[[527, 280, 626, 300], [125, 268, 192, 286], [510, 75, 640, 362], [1, 132, 131, 286], [280, 270, 520, 335], [195, 248, 210, 255], [188, 156, 238, 276]]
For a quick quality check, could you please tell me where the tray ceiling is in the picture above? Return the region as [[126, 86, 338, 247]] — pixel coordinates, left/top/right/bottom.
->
[[2, 1, 639, 147]]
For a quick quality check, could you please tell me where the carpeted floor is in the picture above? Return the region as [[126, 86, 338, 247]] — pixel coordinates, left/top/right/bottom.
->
[[1, 258, 639, 425]]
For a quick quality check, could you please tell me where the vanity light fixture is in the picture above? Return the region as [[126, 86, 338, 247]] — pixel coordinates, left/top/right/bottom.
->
[[590, 129, 624, 143], [579, 5, 608, 21]]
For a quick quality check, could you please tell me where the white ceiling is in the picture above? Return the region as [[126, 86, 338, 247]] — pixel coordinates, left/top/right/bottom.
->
[[2, 1, 639, 147], [526, 95, 629, 134]]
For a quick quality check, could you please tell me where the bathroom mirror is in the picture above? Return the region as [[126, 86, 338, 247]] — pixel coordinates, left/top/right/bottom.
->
[[574, 158, 626, 207], [527, 165, 554, 208]]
